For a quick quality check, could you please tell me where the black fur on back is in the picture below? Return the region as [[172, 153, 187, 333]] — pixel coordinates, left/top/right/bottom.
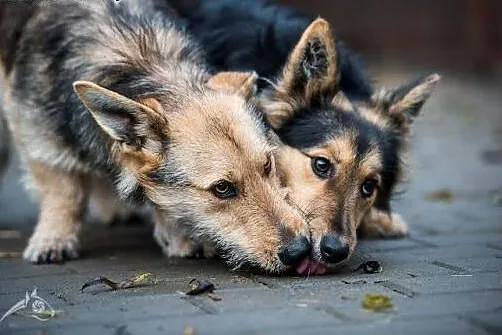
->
[[165, 0, 373, 100]]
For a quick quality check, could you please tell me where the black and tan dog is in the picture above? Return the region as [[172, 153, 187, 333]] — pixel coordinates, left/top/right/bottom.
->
[[0, 0, 311, 273], [167, 0, 441, 274]]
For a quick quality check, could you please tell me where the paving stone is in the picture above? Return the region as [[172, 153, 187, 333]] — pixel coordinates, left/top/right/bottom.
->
[[4, 309, 340, 335], [463, 308, 502, 335], [298, 317, 491, 335], [374, 271, 502, 295]]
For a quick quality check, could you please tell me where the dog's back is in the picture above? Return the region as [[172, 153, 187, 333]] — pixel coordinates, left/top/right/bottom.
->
[[3, 0, 203, 177], [166, 0, 373, 100]]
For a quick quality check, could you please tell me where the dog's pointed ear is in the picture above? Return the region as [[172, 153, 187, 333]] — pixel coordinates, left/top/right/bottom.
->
[[263, 18, 339, 128], [374, 74, 441, 132], [280, 17, 338, 97], [73, 81, 165, 148], [207, 71, 258, 100]]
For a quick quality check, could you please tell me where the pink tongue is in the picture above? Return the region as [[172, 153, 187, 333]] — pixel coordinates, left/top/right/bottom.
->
[[296, 258, 327, 275]]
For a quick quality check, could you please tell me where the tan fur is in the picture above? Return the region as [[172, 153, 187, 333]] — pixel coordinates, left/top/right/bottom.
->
[[357, 150, 383, 179], [22, 161, 87, 263], [315, 134, 358, 165], [389, 74, 441, 116], [207, 71, 258, 100], [154, 208, 216, 258], [358, 207, 409, 238], [332, 91, 355, 112], [357, 105, 391, 129], [88, 177, 143, 225]]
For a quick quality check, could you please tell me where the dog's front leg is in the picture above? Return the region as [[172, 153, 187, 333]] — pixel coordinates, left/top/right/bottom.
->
[[88, 177, 148, 225], [357, 207, 409, 239], [153, 209, 216, 258], [23, 161, 88, 263]]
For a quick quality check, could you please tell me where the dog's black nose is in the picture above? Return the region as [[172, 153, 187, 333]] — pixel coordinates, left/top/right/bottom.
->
[[278, 236, 311, 266], [320, 234, 349, 264]]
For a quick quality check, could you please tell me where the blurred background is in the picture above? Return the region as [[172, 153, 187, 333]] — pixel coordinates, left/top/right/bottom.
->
[[281, 0, 502, 76]]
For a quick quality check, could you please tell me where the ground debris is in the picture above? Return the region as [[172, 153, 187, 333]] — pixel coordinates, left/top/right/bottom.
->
[[207, 293, 222, 301], [80, 272, 153, 292], [0, 251, 22, 258], [185, 279, 215, 295], [17, 309, 61, 319], [183, 326, 196, 335], [342, 279, 368, 285], [182, 278, 222, 301], [353, 260, 383, 274], [361, 293, 394, 312], [426, 189, 454, 202]]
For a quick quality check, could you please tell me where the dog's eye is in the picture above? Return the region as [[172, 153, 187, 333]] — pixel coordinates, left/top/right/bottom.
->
[[361, 179, 377, 198], [212, 180, 238, 199], [311, 157, 332, 179]]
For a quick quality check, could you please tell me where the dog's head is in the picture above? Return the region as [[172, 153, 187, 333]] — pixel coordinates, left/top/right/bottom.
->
[[73, 71, 309, 273], [260, 18, 441, 274]]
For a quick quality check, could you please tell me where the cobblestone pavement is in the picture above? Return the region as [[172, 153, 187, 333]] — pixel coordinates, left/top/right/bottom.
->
[[0, 67, 501, 335]]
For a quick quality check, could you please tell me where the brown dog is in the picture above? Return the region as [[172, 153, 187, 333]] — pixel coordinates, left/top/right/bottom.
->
[[260, 19, 440, 273], [0, 0, 308, 273]]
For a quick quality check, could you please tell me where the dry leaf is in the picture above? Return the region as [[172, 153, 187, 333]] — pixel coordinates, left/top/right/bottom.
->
[[426, 189, 454, 202], [183, 326, 196, 335], [0, 251, 22, 258], [81, 273, 153, 292], [361, 293, 393, 312], [354, 260, 383, 274], [185, 279, 215, 296]]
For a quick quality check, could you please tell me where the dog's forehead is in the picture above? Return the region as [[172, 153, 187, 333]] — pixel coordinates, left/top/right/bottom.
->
[[170, 94, 271, 185], [279, 105, 391, 171], [279, 105, 384, 149], [199, 95, 270, 157]]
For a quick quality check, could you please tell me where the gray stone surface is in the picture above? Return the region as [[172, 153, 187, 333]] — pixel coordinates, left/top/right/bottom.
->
[[0, 66, 501, 335]]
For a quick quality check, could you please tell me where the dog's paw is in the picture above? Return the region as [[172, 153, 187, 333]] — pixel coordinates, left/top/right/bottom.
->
[[358, 209, 409, 239], [153, 225, 216, 258], [385, 213, 409, 237], [23, 234, 80, 264], [153, 225, 195, 258]]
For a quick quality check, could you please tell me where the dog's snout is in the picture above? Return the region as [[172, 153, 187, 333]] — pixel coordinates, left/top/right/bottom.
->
[[278, 236, 311, 266], [320, 234, 349, 264]]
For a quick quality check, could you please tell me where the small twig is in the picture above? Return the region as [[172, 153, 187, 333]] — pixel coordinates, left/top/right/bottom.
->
[[80, 273, 153, 292]]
